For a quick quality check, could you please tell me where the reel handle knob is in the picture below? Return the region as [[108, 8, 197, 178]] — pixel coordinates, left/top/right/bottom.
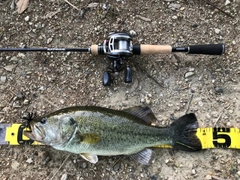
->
[[124, 66, 132, 83], [103, 72, 111, 86]]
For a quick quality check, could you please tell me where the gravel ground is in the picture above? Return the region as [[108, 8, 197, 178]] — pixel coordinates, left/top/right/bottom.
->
[[0, 0, 240, 179]]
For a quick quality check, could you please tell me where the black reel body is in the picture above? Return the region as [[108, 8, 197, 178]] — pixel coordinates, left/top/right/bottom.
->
[[102, 33, 133, 86]]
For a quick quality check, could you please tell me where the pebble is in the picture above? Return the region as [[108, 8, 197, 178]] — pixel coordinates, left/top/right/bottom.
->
[[169, 3, 181, 10], [215, 87, 223, 93], [0, 76, 7, 83], [129, 30, 137, 36], [140, 98, 145, 103], [214, 28, 221, 34], [185, 72, 195, 78], [26, 158, 33, 164], [172, 15, 178, 20], [113, 162, 121, 171], [192, 169, 196, 175], [24, 16, 30, 22], [11, 160, 20, 170], [205, 174, 212, 179], [225, 0, 231, 5], [61, 173, 68, 180], [47, 37, 53, 44], [81, 162, 87, 169], [23, 99, 30, 105], [4, 64, 16, 72]]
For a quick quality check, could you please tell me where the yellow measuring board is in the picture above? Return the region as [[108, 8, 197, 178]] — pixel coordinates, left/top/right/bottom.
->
[[5, 124, 42, 145], [196, 127, 240, 149], [3, 124, 240, 149]]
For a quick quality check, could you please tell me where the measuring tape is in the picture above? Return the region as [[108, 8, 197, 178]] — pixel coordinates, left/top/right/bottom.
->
[[196, 127, 240, 149], [5, 124, 42, 145], [3, 124, 240, 149]]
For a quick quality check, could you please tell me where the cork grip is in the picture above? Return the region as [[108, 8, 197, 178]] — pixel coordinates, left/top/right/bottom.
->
[[140, 45, 172, 54], [90, 45, 99, 55]]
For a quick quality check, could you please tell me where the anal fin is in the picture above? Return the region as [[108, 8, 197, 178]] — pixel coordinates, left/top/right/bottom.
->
[[129, 148, 156, 165]]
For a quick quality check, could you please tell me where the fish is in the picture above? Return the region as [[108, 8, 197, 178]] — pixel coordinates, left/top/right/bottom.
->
[[24, 106, 202, 165]]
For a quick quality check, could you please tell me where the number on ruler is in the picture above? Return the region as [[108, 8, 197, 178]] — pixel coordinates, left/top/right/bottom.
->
[[212, 128, 231, 148], [17, 125, 34, 145]]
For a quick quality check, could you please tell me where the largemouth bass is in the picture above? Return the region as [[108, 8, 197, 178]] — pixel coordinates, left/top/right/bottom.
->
[[24, 106, 202, 164]]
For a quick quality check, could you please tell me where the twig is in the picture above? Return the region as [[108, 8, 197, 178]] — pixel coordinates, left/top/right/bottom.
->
[[185, 93, 194, 114], [64, 0, 80, 11], [49, 154, 70, 180], [214, 111, 224, 127], [202, 0, 234, 18]]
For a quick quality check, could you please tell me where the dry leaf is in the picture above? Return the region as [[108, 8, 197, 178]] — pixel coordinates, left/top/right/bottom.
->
[[17, 0, 29, 14]]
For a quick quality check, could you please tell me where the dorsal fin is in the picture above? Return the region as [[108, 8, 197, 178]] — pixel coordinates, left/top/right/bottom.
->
[[123, 106, 157, 125]]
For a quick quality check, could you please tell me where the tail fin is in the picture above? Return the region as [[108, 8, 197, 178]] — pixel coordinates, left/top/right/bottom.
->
[[170, 113, 202, 151]]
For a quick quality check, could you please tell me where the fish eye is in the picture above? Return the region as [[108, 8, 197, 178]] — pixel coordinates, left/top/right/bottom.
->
[[40, 118, 47, 124]]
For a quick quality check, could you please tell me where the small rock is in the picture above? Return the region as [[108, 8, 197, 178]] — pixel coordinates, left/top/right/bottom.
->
[[81, 162, 87, 169], [215, 87, 223, 93], [23, 99, 30, 105], [214, 28, 220, 34], [11, 160, 20, 170], [225, 0, 231, 5], [47, 37, 53, 44], [227, 121, 231, 127], [205, 174, 212, 180], [26, 158, 33, 164], [24, 16, 30, 22], [146, 99, 152, 105], [113, 162, 121, 171], [140, 98, 145, 103], [169, 3, 181, 10], [0, 76, 7, 83], [4, 64, 17, 72], [192, 169, 196, 175], [185, 72, 195, 78], [61, 173, 68, 180], [172, 15, 178, 20], [129, 30, 137, 36]]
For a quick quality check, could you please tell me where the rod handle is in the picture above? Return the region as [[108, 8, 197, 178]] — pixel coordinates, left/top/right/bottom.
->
[[188, 44, 225, 55], [133, 45, 172, 55]]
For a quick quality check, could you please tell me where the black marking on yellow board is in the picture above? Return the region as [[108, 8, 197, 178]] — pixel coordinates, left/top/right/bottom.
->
[[196, 128, 240, 149], [5, 124, 42, 145]]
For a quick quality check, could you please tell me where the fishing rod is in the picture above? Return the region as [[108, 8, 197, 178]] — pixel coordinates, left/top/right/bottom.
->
[[0, 32, 225, 86]]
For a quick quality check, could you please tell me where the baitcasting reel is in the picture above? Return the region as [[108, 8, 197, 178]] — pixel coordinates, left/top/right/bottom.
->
[[102, 32, 134, 86]]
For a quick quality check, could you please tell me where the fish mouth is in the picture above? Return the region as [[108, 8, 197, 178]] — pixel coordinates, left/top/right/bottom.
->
[[24, 124, 45, 142]]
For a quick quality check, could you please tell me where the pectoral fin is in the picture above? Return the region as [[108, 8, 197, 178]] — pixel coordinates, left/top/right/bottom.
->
[[129, 148, 156, 165], [81, 133, 101, 144], [74, 132, 101, 144], [80, 153, 98, 164]]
